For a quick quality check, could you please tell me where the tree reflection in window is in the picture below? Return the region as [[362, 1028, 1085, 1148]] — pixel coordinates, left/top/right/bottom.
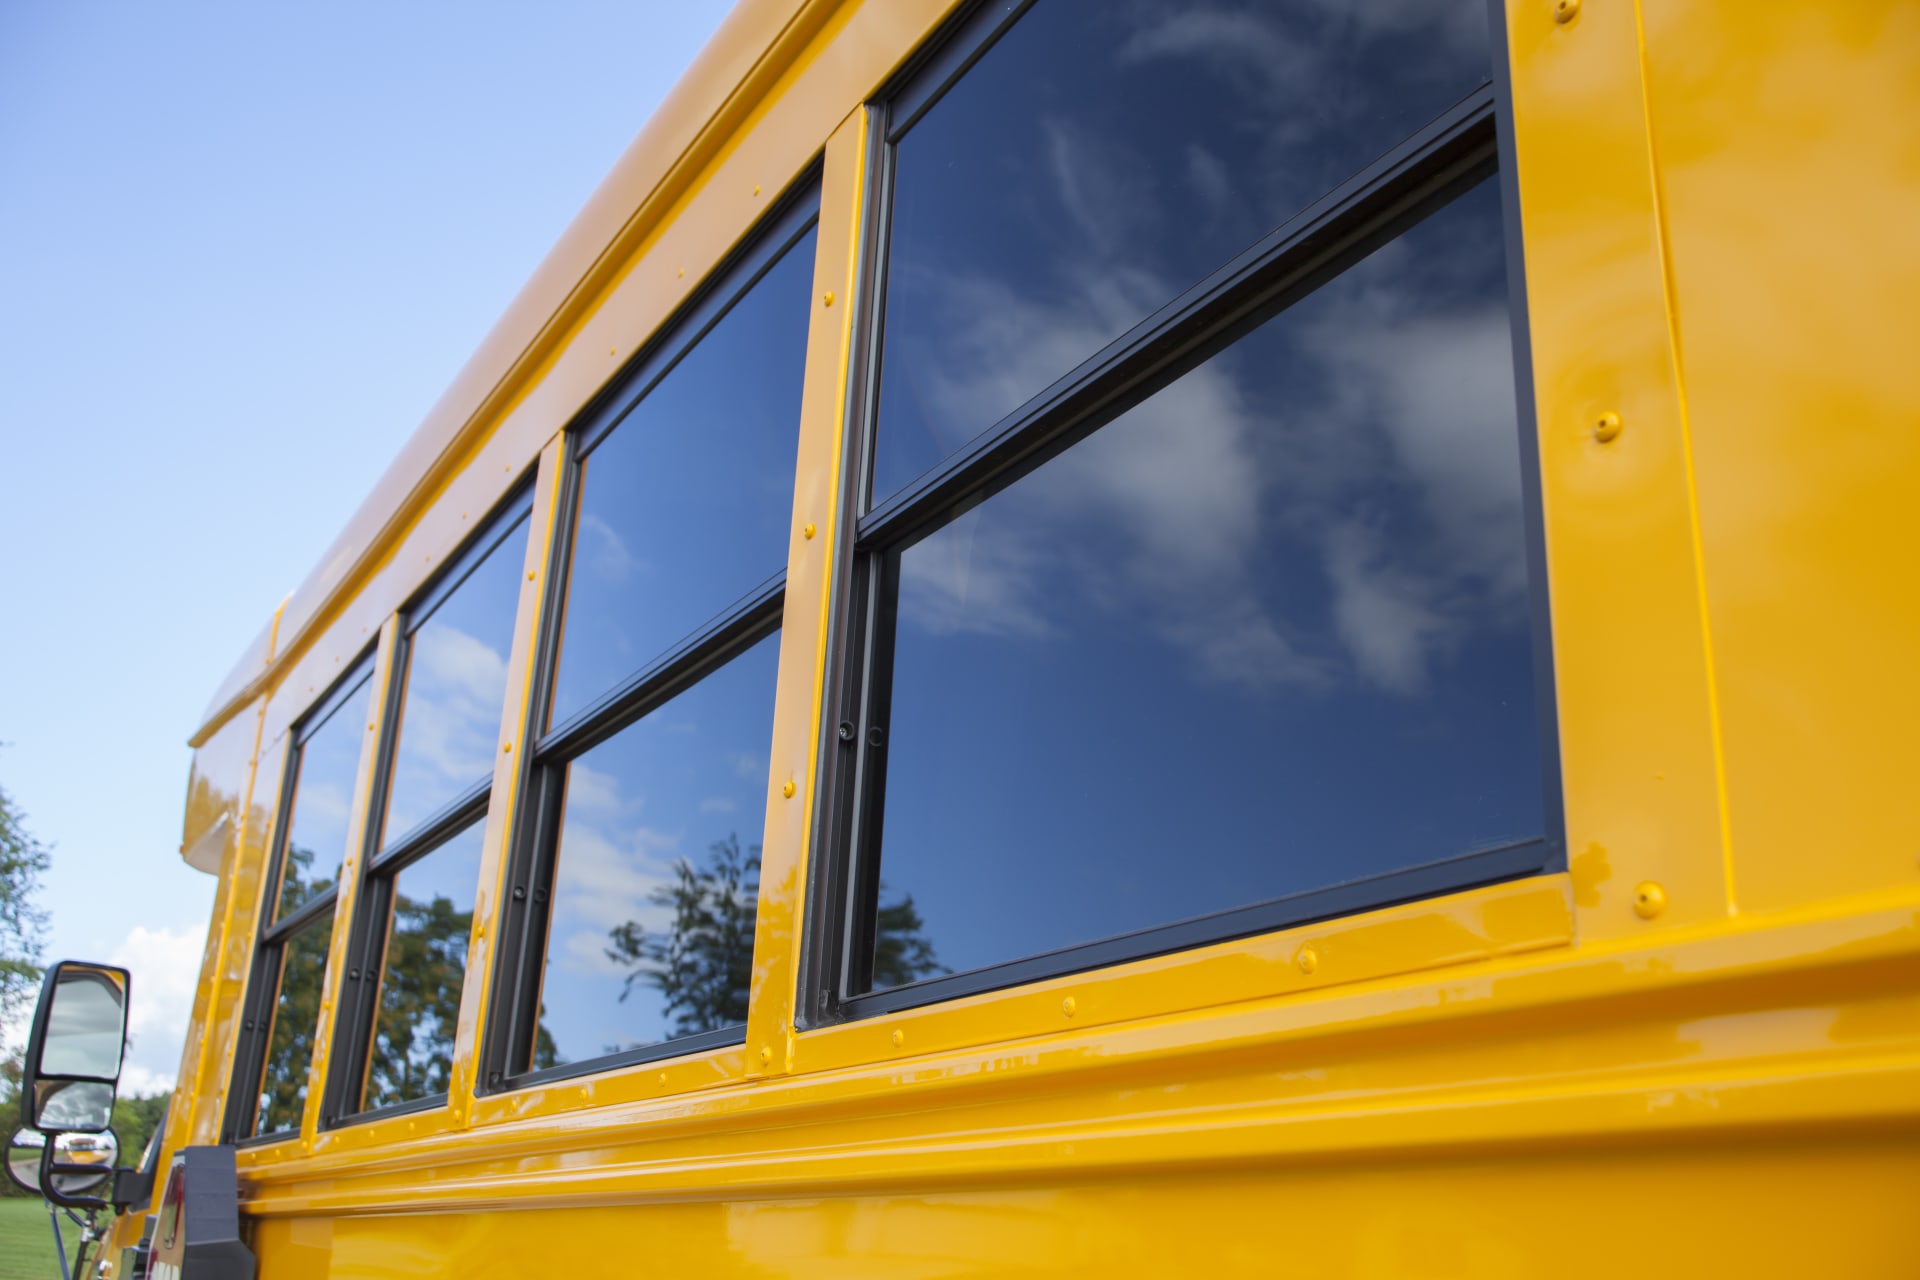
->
[[600, 836, 944, 1040], [255, 916, 331, 1135]]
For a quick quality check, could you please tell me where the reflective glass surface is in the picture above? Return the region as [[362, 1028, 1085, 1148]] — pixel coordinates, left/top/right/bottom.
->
[[38, 967, 126, 1079], [383, 520, 527, 844], [549, 228, 817, 727], [255, 916, 332, 1135], [865, 182, 1542, 988], [875, 0, 1492, 503], [364, 819, 485, 1110], [275, 676, 373, 920], [535, 631, 779, 1067]]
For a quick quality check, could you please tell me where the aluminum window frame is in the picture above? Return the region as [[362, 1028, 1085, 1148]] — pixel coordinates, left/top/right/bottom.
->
[[799, 0, 1566, 1028], [321, 483, 535, 1130], [223, 655, 375, 1145], [479, 178, 822, 1094]]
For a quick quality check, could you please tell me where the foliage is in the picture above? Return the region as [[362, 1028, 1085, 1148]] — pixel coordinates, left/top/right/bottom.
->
[[605, 835, 947, 1039], [254, 842, 330, 1134], [0, 784, 51, 1025], [109, 1092, 170, 1170], [364, 887, 471, 1110], [606, 834, 759, 1037]]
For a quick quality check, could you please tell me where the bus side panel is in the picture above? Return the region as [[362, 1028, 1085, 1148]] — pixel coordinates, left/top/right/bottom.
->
[[1639, 0, 1920, 917], [250, 1136, 1920, 1279]]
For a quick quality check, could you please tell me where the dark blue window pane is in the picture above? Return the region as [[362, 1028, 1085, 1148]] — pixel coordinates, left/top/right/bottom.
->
[[382, 519, 526, 845], [535, 631, 779, 1066], [549, 229, 817, 727], [364, 818, 486, 1110], [867, 181, 1540, 987], [276, 676, 373, 920], [874, 0, 1492, 503]]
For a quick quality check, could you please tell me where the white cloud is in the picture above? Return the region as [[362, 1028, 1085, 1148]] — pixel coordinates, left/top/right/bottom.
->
[[108, 923, 208, 1095]]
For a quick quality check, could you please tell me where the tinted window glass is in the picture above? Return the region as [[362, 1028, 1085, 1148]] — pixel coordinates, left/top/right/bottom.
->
[[276, 678, 373, 920], [364, 819, 485, 1110], [383, 520, 527, 843], [535, 631, 779, 1066], [874, 0, 1492, 503], [864, 182, 1539, 987], [255, 916, 332, 1135], [549, 229, 817, 726]]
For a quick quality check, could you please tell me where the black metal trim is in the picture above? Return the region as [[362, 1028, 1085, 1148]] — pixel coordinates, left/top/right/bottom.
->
[[326, 1090, 449, 1130], [401, 488, 535, 637], [1486, 0, 1568, 870], [534, 578, 786, 762], [859, 86, 1499, 549], [570, 178, 823, 461], [367, 781, 491, 877], [259, 886, 337, 946], [883, 0, 1037, 142], [500, 1024, 747, 1093], [843, 840, 1555, 1019]]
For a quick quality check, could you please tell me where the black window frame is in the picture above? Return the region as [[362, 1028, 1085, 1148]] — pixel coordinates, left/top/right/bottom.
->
[[223, 655, 375, 1145], [320, 483, 535, 1129], [479, 177, 822, 1094], [799, 0, 1565, 1027]]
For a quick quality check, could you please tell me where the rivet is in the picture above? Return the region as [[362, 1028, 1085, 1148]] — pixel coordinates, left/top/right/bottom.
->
[[1594, 410, 1624, 443], [759, 1045, 772, 1063], [367, 723, 375, 732], [527, 570, 536, 581], [753, 184, 762, 196], [1553, 0, 1580, 21], [1060, 995, 1077, 1017], [609, 346, 616, 357], [803, 523, 817, 540], [1297, 945, 1320, 975], [782, 780, 796, 798], [677, 268, 684, 278], [822, 291, 835, 307], [502, 742, 513, 754], [890, 1028, 904, 1047], [1632, 881, 1668, 919], [657, 1072, 667, 1085]]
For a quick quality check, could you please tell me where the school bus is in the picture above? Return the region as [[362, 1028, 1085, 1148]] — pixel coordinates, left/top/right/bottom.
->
[[11, 0, 1920, 1274]]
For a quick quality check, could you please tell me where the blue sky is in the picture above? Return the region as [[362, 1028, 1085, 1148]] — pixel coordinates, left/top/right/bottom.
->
[[0, 0, 733, 1092]]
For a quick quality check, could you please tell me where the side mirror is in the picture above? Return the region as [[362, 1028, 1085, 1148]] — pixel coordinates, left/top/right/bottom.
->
[[5, 1126, 119, 1198], [20, 961, 130, 1135]]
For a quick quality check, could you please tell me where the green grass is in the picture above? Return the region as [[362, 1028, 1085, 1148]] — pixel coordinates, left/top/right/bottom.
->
[[0, 1197, 87, 1280]]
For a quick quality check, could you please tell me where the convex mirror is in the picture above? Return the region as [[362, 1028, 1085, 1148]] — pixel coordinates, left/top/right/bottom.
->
[[20, 961, 130, 1134], [5, 1126, 118, 1197]]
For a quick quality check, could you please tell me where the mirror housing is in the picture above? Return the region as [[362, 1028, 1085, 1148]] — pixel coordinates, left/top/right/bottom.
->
[[20, 961, 130, 1134]]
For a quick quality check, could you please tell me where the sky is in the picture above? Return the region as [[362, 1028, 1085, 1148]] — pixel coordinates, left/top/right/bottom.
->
[[0, 0, 735, 1093]]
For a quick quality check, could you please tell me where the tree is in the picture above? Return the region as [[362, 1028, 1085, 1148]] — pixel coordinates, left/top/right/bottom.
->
[[604, 835, 947, 1038], [362, 881, 478, 1110], [1, 782, 52, 1024], [109, 1092, 171, 1169], [606, 834, 759, 1037]]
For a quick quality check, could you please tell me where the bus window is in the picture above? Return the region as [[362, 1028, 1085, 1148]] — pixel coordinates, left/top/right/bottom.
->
[[232, 661, 374, 1139], [328, 498, 531, 1122], [487, 190, 819, 1085], [820, 0, 1558, 1014]]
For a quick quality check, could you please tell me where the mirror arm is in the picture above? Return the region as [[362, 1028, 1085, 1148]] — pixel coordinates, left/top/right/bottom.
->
[[37, 1143, 113, 1213]]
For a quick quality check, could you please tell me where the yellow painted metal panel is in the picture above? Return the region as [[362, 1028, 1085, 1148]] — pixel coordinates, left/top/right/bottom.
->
[[748, 106, 869, 1077], [1504, 0, 1732, 936], [1638, 0, 1920, 916]]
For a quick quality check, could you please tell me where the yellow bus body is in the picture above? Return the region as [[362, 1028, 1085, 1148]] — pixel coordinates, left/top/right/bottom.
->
[[107, 0, 1920, 1274]]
